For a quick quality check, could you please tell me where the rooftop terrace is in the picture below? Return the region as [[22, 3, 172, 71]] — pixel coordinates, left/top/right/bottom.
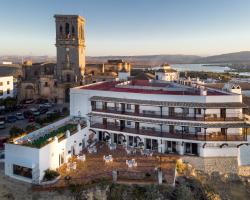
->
[[80, 80, 228, 96], [12, 117, 86, 148]]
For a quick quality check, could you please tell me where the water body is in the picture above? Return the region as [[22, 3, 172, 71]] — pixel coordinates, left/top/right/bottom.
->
[[170, 64, 230, 73], [238, 72, 250, 77]]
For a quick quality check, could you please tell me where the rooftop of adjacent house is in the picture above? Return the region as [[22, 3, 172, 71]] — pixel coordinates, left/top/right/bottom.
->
[[80, 80, 229, 96]]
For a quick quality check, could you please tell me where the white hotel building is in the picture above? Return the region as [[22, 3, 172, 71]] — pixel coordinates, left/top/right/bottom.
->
[[4, 77, 250, 183], [70, 79, 250, 163]]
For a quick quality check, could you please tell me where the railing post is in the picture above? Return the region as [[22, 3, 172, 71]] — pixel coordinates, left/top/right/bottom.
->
[[246, 128, 248, 141], [203, 108, 206, 121], [160, 106, 163, 118], [204, 128, 207, 141], [225, 128, 228, 141]]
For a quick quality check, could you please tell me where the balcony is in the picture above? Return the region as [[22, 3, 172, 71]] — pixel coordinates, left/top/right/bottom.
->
[[91, 107, 244, 122], [90, 122, 246, 142]]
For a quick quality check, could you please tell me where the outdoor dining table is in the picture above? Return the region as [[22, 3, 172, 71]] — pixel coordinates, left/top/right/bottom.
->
[[67, 162, 77, 172], [109, 143, 117, 150], [141, 149, 153, 156], [103, 155, 113, 163], [77, 154, 86, 161], [126, 159, 137, 168], [88, 146, 97, 154]]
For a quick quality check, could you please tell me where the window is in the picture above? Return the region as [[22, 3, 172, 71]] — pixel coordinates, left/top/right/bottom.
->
[[183, 108, 189, 115], [0, 90, 3, 96], [72, 26, 75, 36], [185, 143, 191, 154], [7, 89, 10, 94], [59, 25, 63, 34], [196, 108, 201, 115], [7, 81, 10, 85], [44, 82, 48, 87], [66, 74, 71, 82], [184, 126, 189, 133], [0, 82, 2, 86], [195, 127, 201, 133], [126, 104, 131, 110], [127, 121, 131, 125], [65, 23, 70, 37], [13, 164, 32, 179]]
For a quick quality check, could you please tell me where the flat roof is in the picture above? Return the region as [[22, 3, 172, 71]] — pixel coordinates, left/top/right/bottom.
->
[[90, 96, 247, 108], [80, 80, 228, 96]]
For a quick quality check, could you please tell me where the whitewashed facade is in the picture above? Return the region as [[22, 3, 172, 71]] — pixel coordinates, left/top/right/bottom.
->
[[0, 76, 14, 99], [5, 117, 88, 183], [70, 80, 250, 164]]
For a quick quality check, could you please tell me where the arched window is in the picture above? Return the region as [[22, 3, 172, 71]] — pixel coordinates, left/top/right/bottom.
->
[[66, 74, 71, 82], [72, 26, 75, 37], [65, 23, 70, 37], [59, 25, 63, 34]]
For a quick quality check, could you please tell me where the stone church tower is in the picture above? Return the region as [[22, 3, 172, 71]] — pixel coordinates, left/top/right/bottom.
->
[[54, 15, 85, 84]]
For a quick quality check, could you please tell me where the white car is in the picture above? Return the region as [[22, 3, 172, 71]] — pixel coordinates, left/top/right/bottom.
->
[[30, 108, 40, 116], [16, 112, 24, 120], [0, 121, 5, 129]]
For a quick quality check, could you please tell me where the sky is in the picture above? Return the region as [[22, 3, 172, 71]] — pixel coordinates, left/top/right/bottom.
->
[[0, 0, 250, 56]]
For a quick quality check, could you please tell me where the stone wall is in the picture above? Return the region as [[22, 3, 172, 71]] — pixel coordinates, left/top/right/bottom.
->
[[181, 156, 239, 174]]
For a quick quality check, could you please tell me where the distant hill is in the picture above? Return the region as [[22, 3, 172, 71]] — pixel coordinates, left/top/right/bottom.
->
[[86, 55, 201, 66], [193, 51, 250, 64], [87, 51, 250, 66], [1, 51, 250, 67]]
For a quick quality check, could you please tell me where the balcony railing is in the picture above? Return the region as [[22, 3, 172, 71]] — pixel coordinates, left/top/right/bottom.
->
[[92, 107, 244, 122], [90, 122, 246, 142]]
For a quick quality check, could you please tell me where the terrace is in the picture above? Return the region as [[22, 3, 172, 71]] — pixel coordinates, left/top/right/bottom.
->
[[12, 117, 86, 148], [35, 143, 178, 189]]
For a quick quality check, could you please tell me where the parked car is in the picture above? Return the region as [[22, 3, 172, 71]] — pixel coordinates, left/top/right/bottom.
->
[[24, 99, 34, 104], [23, 110, 33, 119], [30, 108, 40, 116], [16, 112, 24, 120], [40, 102, 53, 108], [39, 107, 48, 114], [0, 116, 5, 129], [28, 115, 35, 123], [7, 115, 17, 123]]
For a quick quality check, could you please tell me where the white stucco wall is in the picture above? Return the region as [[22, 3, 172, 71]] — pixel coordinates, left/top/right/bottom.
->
[[5, 123, 88, 183], [0, 76, 14, 99]]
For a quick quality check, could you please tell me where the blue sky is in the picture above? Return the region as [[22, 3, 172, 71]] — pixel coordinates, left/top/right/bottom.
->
[[0, 0, 250, 56]]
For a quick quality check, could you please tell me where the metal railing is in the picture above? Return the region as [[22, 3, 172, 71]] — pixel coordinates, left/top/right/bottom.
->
[[90, 122, 246, 142], [92, 107, 244, 122]]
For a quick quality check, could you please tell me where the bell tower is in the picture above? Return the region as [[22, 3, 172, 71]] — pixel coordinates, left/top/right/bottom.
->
[[54, 15, 85, 83]]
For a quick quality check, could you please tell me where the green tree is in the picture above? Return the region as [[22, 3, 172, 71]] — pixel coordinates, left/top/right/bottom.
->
[[9, 126, 24, 138]]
